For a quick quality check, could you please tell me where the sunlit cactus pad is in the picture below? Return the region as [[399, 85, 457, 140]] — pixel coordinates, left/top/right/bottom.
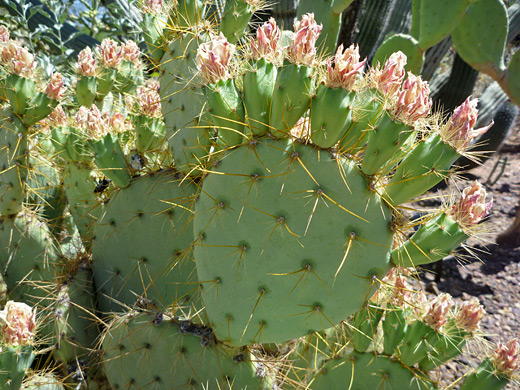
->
[[194, 138, 393, 345]]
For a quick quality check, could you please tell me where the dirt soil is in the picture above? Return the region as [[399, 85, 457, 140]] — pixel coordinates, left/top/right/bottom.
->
[[415, 126, 520, 389]]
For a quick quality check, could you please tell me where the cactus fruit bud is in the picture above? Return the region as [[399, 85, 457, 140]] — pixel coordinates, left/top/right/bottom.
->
[[76, 105, 106, 139], [1, 41, 36, 78], [372, 51, 407, 98], [0, 301, 36, 346], [455, 297, 484, 333], [448, 181, 493, 230], [288, 13, 323, 65], [0, 25, 9, 43], [122, 40, 141, 67], [97, 38, 122, 69], [392, 72, 431, 124], [251, 18, 282, 63], [326, 44, 365, 90], [196, 33, 235, 85], [45, 73, 66, 101], [76, 47, 98, 77], [494, 339, 519, 377], [423, 293, 453, 332], [443, 97, 493, 150]]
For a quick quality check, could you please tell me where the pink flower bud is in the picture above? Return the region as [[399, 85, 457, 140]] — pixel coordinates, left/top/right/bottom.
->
[[0, 301, 37, 346], [326, 44, 366, 90], [251, 18, 282, 63], [442, 97, 493, 150], [392, 73, 431, 124], [97, 39, 122, 69], [196, 33, 235, 85], [0, 25, 9, 43], [122, 40, 141, 67], [423, 293, 453, 332], [142, 0, 164, 13], [494, 339, 519, 376], [290, 116, 310, 139], [107, 111, 130, 132], [373, 51, 407, 98], [136, 84, 162, 118], [77, 47, 98, 77], [1, 42, 36, 78], [455, 297, 484, 332], [448, 181, 493, 229], [45, 72, 66, 101], [288, 13, 323, 66], [76, 105, 106, 139]]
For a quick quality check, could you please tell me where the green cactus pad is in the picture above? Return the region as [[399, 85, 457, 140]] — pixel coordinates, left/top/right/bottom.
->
[[5, 75, 36, 116], [91, 171, 199, 314], [101, 311, 272, 389], [507, 49, 520, 106], [243, 59, 277, 137], [392, 213, 468, 268], [382, 305, 408, 356], [75, 76, 97, 107], [384, 134, 459, 205], [159, 32, 213, 175], [194, 138, 393, 346], [452, 0, 508, 75], [22, 374, 65, 390], [0, 212, 60, 305], [418, 0, 469, 50], [0, 345, 35, 390], [309, 351, 433, 390], [220, 0, 255, 44], [310, 86, 354, 149], [351, 304, 383, 352], [270, 63, 314, 137], [0, 109, 29, 216], [459, 358, 511, 390], [372, 34, 424, 75], [89, 134, 131, 189]]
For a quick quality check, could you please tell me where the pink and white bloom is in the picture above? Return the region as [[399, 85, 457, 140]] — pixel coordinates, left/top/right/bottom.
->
[[0, 25, 9, 43], [97, 39, 122, 69], [142, 0, 165, 14], [392, 73, 431, 124], [423, 293, 453, 332], [196, 33, 235, 85], [45, 72, 66, 101], [76, 105, 106, 139], [494, 339, 519, 376], [0, 301, 37, 346], [455, 297, 485, 333], [288, 13, 322, 66], [251, 18, 282, 63], [122, 40, 141, 67], [448, 181, 493, 229], [442, 97, 493, 150], [372, 51, 407, 98], [76, 47, 98, 77], [136, 84, 162, 118], [326, 44, 366, 90], [1, 41, 36, 78]]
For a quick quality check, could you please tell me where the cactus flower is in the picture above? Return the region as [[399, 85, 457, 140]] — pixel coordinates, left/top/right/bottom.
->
[[45, 72, 66, 101], [122, 40, 141, 67], [372, 51, 407, 98], [76, 105, 107, 139], [326, 44, 366, 90], [136, 84, 162, 118], [251, 18, 282, 63], [442, 97, 493, 150], [40, 105, 68, 133], [392, 73, 431, 124], [77, 47, 98, 77], [455, 297, 484, 333], [1, 41, 36, 78], [423, 293, 453, 332], [196, 33, 235, 85], [97, 39, 122, 69], [448, 181, 493, 230], [0, 25, 9, 43], [0, 301, 37, 346], [288, 13, 322, 66], [494, 339, 519, 377], [142, 0, 165, 14]]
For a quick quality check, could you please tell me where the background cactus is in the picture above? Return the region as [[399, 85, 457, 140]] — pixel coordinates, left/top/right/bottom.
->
[[0, 0, 517, 389]]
